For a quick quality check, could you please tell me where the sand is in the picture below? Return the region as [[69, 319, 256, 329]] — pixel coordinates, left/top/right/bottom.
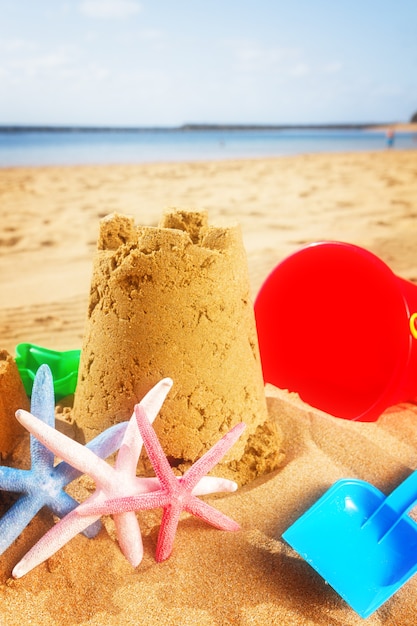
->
[[0, 149, 417, 624]]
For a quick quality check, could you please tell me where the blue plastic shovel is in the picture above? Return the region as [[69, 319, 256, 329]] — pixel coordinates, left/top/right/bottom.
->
[[282, 471, 417, 618]]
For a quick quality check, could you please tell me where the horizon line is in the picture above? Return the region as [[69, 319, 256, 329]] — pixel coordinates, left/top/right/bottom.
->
[[0, 121, 399, 133]]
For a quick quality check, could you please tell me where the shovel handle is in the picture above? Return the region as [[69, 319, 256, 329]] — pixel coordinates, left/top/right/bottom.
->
[[367, 469, 417, 538]]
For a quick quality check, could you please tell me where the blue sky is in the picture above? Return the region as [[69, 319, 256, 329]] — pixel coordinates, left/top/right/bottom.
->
[[1, 0, 416, 126]]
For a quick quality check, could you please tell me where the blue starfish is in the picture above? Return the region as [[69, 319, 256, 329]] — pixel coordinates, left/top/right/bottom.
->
[[0, 364, 127, 555]]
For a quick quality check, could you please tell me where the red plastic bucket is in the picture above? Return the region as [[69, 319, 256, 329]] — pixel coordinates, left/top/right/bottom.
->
[[254, 242, 417, 421]]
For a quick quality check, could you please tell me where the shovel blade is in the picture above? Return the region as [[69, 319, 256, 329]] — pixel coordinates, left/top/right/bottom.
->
[[282, 479, 417, 618]]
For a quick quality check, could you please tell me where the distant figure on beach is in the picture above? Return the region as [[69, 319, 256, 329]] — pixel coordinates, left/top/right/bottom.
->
[[386, 127, 395, 148]]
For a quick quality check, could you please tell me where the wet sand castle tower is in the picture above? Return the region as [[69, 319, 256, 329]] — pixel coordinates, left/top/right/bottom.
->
[[73, 209, 284, 484]]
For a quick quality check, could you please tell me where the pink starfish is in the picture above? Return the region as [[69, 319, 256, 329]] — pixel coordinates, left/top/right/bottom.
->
[[77, 405, 245, 562], [12, 379, 238, 578]]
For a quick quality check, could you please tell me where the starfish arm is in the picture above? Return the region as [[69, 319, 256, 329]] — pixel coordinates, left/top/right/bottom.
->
[[12, 508, 100, 579], [46, 489, 85, 518], [182, 422, 246, 492], [30, 365, 55, 427], [86, 421, 128, 457], [155, 503, 183, 562], [76, 490, 168, 517], [0, 494, 43, 556], [15, 410, 116, 490], [56, 421, 129, 485], [113, 512, 144, 568], [185, 496, 240, 532], [0, 469, 225, 501], [0, 467, 32, 493], [156, 494, 240, 562], [72, 475, 236, 500], [29, 365, 56, 471], [134, 405, 177, 491], [115, 412, 142, 474], [75, 476, 238, 516], [47, 491, 102, 539], [29, 433, 55, 475], [135, 476, 238, 495], [139, 377, 173, 423], [116, 378, 173, 474], [82, 519, 103, 539], [191, 476, 238, 496], [134, 476, 160, 492]]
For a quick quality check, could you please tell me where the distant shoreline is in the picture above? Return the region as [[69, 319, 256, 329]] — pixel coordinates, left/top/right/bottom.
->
[[1, 122, 415, 133], [2, 122, 416, 168]]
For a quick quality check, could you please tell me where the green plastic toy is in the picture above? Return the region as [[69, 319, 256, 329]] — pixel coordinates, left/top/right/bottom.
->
[[15, 343, 81, 400]]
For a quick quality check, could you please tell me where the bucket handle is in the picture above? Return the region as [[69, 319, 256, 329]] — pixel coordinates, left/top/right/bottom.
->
[[410, 313, 417, 340]]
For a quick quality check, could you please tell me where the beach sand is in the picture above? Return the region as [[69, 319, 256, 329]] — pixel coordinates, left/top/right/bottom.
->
[[0, 149, 417, 624]]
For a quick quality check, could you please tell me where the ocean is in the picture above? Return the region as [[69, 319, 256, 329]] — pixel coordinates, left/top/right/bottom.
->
[[0, 127, 416, 167]]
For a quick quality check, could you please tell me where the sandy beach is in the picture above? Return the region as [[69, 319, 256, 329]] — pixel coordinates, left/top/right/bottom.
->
[[1, 148, 417, 625]]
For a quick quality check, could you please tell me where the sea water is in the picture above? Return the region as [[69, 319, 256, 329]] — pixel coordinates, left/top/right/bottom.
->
[[0, 127, 416, 167]]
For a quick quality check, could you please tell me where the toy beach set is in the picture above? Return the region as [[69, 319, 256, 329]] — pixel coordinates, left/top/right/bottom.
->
[[1, 209, 417, 619], [255, 241, 417, 618]]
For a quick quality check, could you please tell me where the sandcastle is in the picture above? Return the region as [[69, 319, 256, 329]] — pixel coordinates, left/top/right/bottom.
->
[[0, 350, 29, 460], [73, 209, 284, 484]]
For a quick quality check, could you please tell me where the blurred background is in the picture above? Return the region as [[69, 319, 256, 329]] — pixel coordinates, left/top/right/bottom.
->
[[0, 0, 416, 164]]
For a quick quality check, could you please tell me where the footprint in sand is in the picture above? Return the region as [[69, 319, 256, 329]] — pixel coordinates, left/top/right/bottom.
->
[[0, 236, 22, 247]]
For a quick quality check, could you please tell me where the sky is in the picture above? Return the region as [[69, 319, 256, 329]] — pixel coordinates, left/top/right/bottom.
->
[[0, 0, 416, 127]]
